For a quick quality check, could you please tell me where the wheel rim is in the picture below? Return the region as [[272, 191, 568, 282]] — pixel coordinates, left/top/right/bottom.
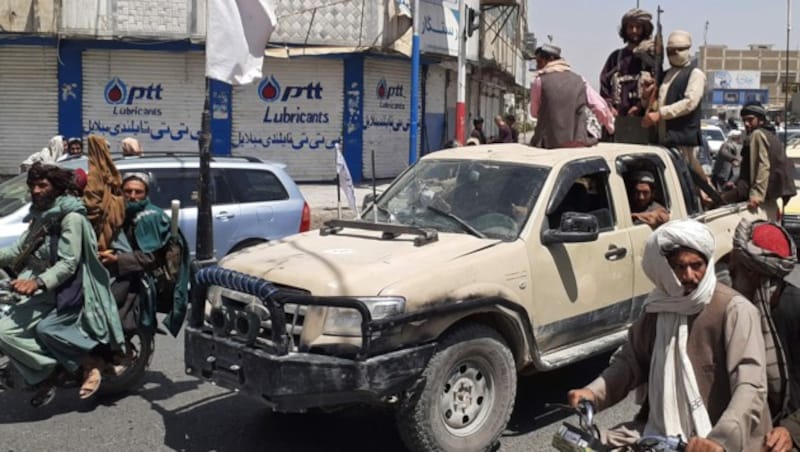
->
[[438, 358, 494, 437]]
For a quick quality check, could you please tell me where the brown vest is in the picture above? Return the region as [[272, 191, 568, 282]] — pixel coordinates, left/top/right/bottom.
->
[[638, 284, 771, 446], [639, 284, 734, 423], [532, 70, 594, 149]]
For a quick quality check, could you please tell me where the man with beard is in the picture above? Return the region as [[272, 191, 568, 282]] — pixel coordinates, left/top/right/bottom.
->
[[642, 31, 708, 185], [626, 171, 669, 229], [566, 219, 771, 451], [99, 173, 189, 338], [0, 163, 124, 407], [721, 102, 796, 221], [600, 9, 656, 120]]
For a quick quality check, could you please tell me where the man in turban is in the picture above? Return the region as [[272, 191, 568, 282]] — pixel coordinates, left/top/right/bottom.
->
[[721, 102, 796, 220], [567, 219, 771, 451], [99, 172, 189, 338], [600, 8, 657, 120], [642, 31, 708, 186], [0, 163, 124, 406]]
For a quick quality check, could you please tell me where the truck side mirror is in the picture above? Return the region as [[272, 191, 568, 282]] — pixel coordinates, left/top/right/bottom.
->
[[541, 212, 600, 245]]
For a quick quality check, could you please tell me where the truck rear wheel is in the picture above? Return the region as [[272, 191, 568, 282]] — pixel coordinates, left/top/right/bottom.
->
[[395, 323, 516, 452]]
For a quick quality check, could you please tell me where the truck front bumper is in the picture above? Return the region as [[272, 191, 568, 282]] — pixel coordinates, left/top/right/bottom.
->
[[184, 326, 436, 412]]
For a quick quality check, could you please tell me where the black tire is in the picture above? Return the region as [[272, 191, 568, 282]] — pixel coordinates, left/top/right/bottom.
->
[[395, 323, 517, 452], [100, 325, 154, 395]]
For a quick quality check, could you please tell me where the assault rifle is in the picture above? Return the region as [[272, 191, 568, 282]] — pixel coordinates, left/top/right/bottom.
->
[[646, 5, 665, 113]]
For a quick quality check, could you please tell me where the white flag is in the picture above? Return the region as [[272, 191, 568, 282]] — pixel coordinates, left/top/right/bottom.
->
[[206, 0, 277, 85], [335, 144, 359, 215]]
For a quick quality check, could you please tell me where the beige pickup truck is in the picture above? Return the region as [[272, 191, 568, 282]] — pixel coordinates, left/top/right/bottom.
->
[[184, 143, 753, 452]]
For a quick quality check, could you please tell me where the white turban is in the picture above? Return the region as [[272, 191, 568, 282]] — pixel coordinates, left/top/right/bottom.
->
[[667, 30, 693, 67], [642, 218, 716, 311]]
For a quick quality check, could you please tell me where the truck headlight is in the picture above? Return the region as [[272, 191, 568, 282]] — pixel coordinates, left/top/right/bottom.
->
[[322, 296, 406, 336]]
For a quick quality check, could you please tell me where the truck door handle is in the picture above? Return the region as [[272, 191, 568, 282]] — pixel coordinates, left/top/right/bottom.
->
[[215, 212, 235, 220], [604, 245, 627, 261]]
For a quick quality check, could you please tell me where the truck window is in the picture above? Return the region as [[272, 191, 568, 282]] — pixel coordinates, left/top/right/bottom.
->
[[547, 171, 615, 231]]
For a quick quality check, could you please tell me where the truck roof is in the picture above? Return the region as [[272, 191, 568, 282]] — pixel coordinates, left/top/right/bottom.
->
[[423, 142, 669, 167]]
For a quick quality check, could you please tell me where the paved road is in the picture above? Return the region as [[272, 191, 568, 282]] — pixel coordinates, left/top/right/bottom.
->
[[0, 330, 634, 452]]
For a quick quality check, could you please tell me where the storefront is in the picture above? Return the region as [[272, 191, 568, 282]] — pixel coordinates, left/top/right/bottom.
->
[[82, 50, 206, 155], [231, 57, 344, 181], [0, 45, 59, 174]]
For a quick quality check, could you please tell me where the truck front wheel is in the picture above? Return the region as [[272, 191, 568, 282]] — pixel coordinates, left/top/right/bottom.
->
[[396, 323, 517, 452]]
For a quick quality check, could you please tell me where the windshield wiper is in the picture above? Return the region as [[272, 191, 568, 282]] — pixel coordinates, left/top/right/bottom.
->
[[425, 205, 486, 239]]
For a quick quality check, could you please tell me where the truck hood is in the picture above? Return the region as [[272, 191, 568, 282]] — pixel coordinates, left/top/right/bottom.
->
[[218, 230, 499, 295]]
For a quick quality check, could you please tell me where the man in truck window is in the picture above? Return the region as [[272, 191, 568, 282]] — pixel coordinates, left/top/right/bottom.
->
[[566, 219, 771, 451], [626, 170, 669, 229]]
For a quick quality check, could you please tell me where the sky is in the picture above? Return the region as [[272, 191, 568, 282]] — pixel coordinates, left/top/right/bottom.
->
[[528, 0, 794, 90]]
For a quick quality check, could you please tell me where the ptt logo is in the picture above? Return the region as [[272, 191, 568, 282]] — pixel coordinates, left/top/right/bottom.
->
[[104, 77, 163, 105], [377, 78, 405, 100], [258, 75, 323, 103]]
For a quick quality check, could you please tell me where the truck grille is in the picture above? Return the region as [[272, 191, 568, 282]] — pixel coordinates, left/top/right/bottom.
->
[[218, 284, 310, 351]]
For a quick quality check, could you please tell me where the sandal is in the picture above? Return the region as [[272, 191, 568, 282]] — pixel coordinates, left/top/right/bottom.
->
[[30, 385, 56, 408], [79, 368, 102, 400]]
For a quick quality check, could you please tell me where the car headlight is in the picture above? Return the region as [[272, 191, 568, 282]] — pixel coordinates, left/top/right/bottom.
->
[[322, 296, 406, 336]]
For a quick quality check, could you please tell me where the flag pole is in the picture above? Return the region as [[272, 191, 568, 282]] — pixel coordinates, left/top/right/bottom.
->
[[336, 143, 342, 219], [372, 150, 378, 223], [189, 77, 215, 328]]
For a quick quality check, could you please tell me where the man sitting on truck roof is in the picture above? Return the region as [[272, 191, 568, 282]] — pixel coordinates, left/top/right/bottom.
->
[[626, 170, 669, 229]]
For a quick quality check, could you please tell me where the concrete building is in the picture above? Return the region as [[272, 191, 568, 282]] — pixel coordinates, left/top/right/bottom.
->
[[0, 0, 529, 180], [697, 43, 799, 118]]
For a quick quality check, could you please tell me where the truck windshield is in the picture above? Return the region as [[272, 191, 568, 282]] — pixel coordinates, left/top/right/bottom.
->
[[0, 173, 31, 218], [363, 159, 549, 240]]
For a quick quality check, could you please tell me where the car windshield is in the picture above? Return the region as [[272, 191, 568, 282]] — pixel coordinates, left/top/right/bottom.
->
[[362, 159, 549, 240], [702, 128, 724, 141], [0, 173, 31, 217]]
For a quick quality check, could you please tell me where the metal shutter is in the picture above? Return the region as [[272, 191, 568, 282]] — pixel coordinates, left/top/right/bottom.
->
[[0, 46, 59, 175], [232, 58, 344, 181], [363, 57, 416, 179], [82, 50, 206, 155]]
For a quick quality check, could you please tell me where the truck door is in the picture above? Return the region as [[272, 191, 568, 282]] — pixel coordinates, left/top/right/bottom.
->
[[527, 157, 635, 353]]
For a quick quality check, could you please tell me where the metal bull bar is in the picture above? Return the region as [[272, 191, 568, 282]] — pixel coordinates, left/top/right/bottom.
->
[[192, 266, 375, 358]]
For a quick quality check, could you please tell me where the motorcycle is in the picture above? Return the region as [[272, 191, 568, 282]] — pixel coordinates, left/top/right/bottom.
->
[[549, 399, 687, 452], [0, 272, 154, 399]]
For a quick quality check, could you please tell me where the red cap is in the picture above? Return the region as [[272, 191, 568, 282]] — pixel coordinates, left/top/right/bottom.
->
[[73, 168, 88, 192], [752, 223, 792, 258]]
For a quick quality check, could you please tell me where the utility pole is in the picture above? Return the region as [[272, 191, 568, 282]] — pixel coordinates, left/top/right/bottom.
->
[[704, 20, 709, 46], [455, 0, 467, 145]]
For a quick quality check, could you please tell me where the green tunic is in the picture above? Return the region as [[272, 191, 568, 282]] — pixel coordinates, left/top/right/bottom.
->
[[124, 199, 189, 337], [0, 195, 124, 385]]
